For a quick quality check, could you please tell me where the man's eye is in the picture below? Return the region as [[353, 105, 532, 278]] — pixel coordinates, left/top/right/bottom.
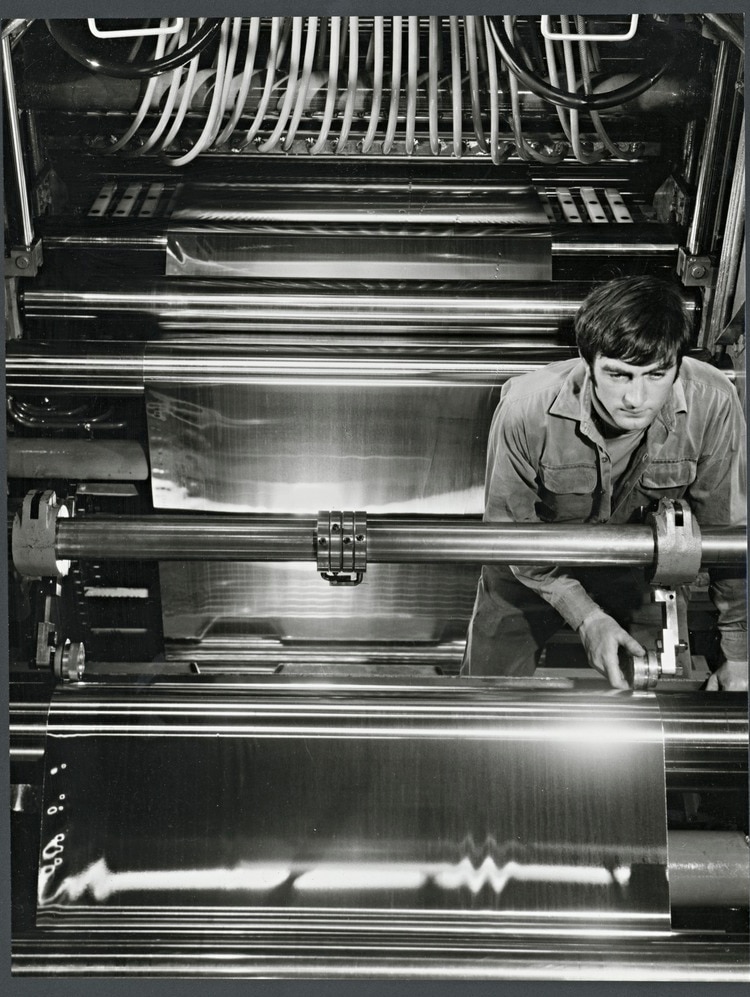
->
[[649, 371, 666, 379]]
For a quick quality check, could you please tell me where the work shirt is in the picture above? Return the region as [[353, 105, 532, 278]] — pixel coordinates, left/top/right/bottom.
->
[[484, 356, 747, 661]]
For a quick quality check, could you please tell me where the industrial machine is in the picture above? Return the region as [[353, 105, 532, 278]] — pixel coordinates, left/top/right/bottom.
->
[[4, 13, 748, 979]]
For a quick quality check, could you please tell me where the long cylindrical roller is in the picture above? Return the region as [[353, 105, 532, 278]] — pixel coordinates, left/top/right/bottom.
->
[[39, 224, 680, 256], [668, 831, 750, 908], [11, 684, 748, 779], [53, 515, 745, 566], [5, 348, 568, 393], [10, 929, 750, 979], [20, 280, 588, 328]]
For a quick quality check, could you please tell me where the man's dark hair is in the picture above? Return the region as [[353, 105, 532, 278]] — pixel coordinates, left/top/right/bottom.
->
[[575, 276, 694, 368]]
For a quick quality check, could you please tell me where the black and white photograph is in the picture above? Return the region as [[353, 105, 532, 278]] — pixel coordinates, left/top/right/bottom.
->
[[3, 6, 748, 985]]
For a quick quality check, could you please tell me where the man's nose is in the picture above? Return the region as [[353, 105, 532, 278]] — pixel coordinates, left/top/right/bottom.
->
[[623, 378, 647, 407]]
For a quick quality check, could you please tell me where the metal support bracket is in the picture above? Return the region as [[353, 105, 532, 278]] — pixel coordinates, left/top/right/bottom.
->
[[626, 586, 688, 689], [5, 238, 43, 277], [12, 490, 71, 579], [627, 499, 701, 688], [677, 246, 713, 286], [648, 497, 702, 586], [32, 579, 86, 681], [316, 510, 367, 585]]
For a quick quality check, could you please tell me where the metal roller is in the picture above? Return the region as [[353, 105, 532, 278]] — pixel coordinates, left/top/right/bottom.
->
[[50, 514, 745, 566], [11, 682, 748, 782], [11, 930, 750, 980], [20, 280, 591, 330], [10, 680, 750, 979]]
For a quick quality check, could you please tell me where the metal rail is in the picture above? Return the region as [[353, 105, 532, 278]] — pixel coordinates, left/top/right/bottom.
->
[[2, 32, 34, 247]]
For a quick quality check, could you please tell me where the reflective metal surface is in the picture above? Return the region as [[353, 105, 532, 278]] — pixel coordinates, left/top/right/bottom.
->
[[55, 515, 747, 564], [146, 379, 495, 512], [656, 692, 749, 787], [159, 561, 478, 643], [12, 928, 750, 980], [20, 279, 589, 333], [7, 438, 148, 480], [166, 227, 552, 281], [169, 180, 549, 224], [668, 831, 750, 908], [37, 682, 669, 931]]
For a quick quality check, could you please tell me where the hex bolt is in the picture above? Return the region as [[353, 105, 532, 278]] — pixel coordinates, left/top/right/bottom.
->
[[318, 537, 328, 547]]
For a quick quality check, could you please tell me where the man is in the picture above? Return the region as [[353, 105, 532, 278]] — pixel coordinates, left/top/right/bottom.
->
[[463, 276, 747, 690]]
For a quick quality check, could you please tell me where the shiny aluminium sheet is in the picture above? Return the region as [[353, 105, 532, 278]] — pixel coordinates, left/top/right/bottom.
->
[[147, 379, 497, 513], [165, 226, 552, 281], [165, 180, 551, 280], [160, 560, 479, 643], [168, 180, 550, 226], [36, 682, 669, 933], [147, 373, 496, 644]]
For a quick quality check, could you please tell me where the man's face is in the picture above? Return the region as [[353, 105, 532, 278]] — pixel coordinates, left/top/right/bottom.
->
[[589, 354, 678, 432]]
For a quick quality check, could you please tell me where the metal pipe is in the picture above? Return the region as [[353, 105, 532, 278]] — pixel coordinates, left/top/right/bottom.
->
[[12, 684, 747, 768], [39, 225, 679, 255], [10, 930, 750, 979], [7, 438, 149, 480], [20, 282, 586, 327], [686, 41, 729, 256], [703, 14, 744, 53], [53, 515, 745, 566], [6, 344, 145, 394], [668, 831, 749, 908], [656, 691, 749, 784], [2, 19, 34, 40], [708, 113, 745, 347], [2, 33, 34, 248]]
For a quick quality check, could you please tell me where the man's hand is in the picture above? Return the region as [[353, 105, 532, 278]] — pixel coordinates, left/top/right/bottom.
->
[[705, 660, 748, 692], [578, 608, 645, 690]]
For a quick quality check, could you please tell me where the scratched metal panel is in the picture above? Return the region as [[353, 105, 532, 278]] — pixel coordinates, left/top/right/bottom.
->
[[36, 684, 669, 930]]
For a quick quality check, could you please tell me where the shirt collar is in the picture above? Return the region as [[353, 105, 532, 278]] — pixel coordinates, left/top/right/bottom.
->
[[548, 358, 687, 434]]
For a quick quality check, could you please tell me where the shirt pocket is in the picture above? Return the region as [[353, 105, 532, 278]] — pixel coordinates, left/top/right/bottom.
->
[[640, 459, 696, 499], [537, 463, 599, 522]]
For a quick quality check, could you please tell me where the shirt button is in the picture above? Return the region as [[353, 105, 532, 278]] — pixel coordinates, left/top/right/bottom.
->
[[602, 453, 610, 462]]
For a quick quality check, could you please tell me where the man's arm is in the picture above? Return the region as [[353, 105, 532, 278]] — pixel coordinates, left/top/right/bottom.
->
[[485, 394, 638, 687], [686, 383, 747, 691]]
